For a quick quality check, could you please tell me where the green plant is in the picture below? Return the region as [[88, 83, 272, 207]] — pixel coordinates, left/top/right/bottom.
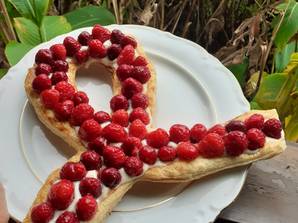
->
[[0, 0, 115, 69], [228, 0, 298, 141]]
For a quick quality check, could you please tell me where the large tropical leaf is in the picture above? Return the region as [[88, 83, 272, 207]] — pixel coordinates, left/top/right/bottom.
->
[[274, 41, 296, 72], [226, 57, 248, 88], [31, 0, 50, 25], [13, 17, 41, 45], [64, 6, 115, 29], [0, 69, 8, 78], [274, 0, 298, 50], [254, 73, 287, 109], [7, 0, 35, 19], [40, 16, 71, 42], [5, 41, 34, 65]]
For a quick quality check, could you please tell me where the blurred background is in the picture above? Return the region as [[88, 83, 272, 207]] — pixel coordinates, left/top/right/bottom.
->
[[0, 0, 298, 142]]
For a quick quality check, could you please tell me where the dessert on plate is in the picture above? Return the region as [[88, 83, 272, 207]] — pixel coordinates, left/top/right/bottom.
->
[[23, 24, 286, 223]]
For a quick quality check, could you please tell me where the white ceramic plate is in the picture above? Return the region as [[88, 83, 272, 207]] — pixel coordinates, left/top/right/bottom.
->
[[0, 25, 250, 222]]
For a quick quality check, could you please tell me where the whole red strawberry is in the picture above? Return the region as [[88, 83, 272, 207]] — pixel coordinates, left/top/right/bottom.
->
[[158, 146, 177, 162], [224, 131, 248, 156], [56, 211, 79, 223], [198, 133, 225, 158], [54, 81, 75, 102], [129, 107, 150, 125], [80, 150, 102, 170], [129, 119, 147, 139], [102, 123, 127, 142], [146, 128, 169, 148], [124, 157, 143, 177], [100, 167, 121, 188], [169, 124, 190, 143], [79, 119, 102, 142], [31, 202, 54, 223], [177, 142, 199, 161], [262, 118, 282, 139], [76, 195, 97, 221], [79, 177, 102, 198], [190, 123, 207, 143], [48, 179, 74, 210], [70, 103, 94, 126], [52, 60, 69, 72], [103, 146, 126, 169], [40, 89, 60, 109], [60, 162, 86, 181], [139, 145, 157, 165]]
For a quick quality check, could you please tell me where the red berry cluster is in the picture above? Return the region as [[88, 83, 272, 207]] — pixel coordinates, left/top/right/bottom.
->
[[30, 24, 283, 223]]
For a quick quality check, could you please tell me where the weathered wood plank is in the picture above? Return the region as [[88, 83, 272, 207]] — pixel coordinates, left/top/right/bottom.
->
[[219, 142, 298, 223]]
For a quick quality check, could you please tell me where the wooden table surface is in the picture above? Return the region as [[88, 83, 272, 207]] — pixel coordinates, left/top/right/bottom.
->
[[8, 142, 298, 223]]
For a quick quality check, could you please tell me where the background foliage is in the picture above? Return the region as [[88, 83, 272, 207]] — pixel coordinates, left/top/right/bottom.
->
[[0, 0, 298, 141]]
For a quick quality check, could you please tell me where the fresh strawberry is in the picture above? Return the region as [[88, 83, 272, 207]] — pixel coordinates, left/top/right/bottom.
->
[[54, 81, 75, 102], [263, 118, 282, 139], [131, 93, 149, 109], [110, 94, 129, 111], [35, 49, 53, 64], [121, 78, 143, 98], [51, 71, 68, 85], [80, 150, 102, 170], [32, 74, 52, 92], [78, 119, 101, 141], [158, 146, 177, 162], [92, 25, 111, 42], [246, 128, 265, 150], [50, 44, 67, 61], [54, 100, 74, 121], [78, 31, 92, 46], [88, 137, 106, 155], [35, 63, 52, 75], [102, 123, 127, 142], [121, 136, 142, 156], [225, 120, 246, 132], [120, 36, 137, 48], [107, 44, 122, 60], [41, 89, 60, 109], [169, 124, 190, 143], [112, 109, 129, 127], [94, 111, 111, 123], [70, 103, 94, 126], [129, 119, 147, 139], [88, 39, 106, 58], [245, 114, 264, 130], [207, 124, 226, 136], [224, 131, 248, 156], [63, 37, 81, 56], [139, 145, 157, 165], [56, 211, 79, 223], [190, 123, 207, 143], [117, 45, 135, 65], [73, 91, 89, 105]]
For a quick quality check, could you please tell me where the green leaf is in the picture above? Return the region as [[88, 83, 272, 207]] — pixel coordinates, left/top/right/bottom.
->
[[5, 0, 21, 18], [40, 16, 71, 41], [254, 73, 287, 108], [31, 0, 50, 25], [274, 41, 296, 72], [250, 101, 263, 110], [5, 41, 34, 65], [0, 69, 8, 78], [285, 111, 298, 141], [13, 17, 41, 45], [7, 0, 35, 20], [274, 0, 298, 50], [64, 6, 115, 29], [226, 57, 249, 88]]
